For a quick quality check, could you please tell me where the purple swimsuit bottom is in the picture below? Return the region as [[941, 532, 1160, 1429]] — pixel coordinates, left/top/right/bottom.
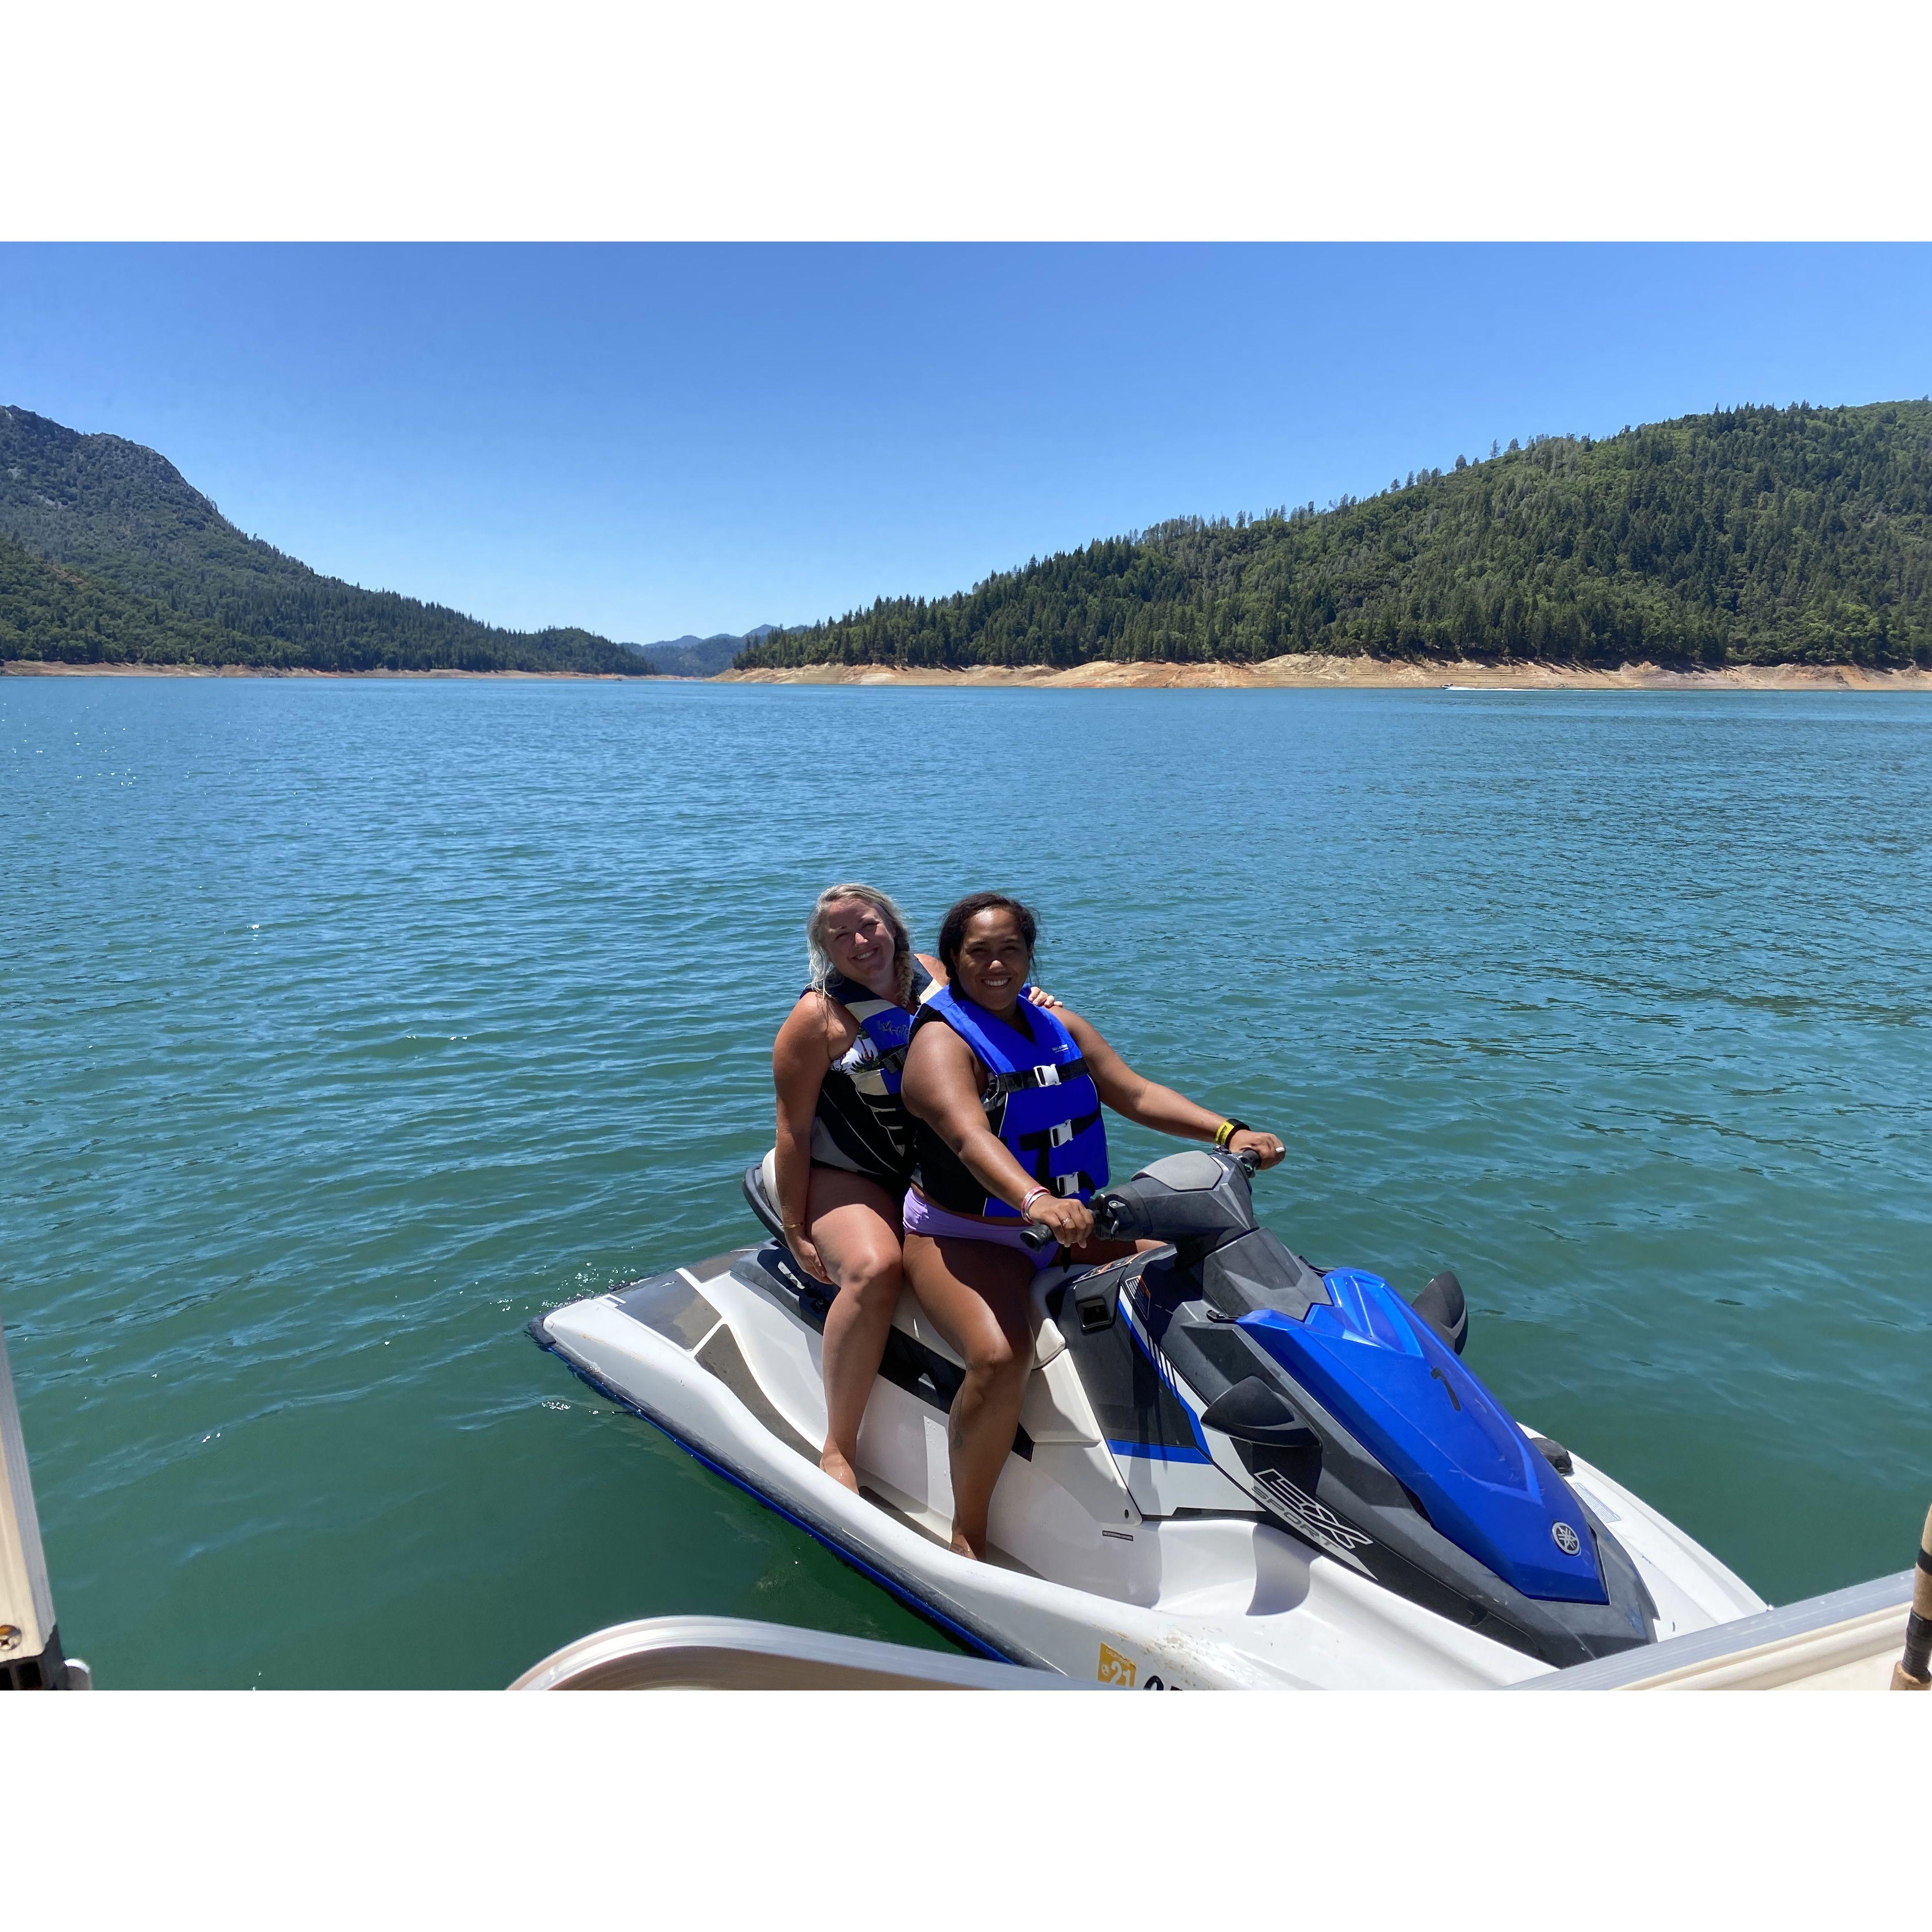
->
[[901, 1188, 1059, 1272]]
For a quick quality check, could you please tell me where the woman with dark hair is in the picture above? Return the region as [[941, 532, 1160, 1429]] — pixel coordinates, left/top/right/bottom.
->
[[771, 883, 1058, 1494], [899, 891, 1285, 1560]]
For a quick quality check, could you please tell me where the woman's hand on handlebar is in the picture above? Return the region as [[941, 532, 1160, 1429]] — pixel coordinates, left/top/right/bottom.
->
[[1024, 1193, 1093, 1249], [1230, 1128, 1286, 1170], [785, 1226, 833, 1284]]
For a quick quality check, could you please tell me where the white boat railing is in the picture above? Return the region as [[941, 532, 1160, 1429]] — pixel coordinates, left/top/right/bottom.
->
[[509, 1615, 1083, 1690], [0, 1322, 88, 1690], [1514, 1570, 1915, 1691]]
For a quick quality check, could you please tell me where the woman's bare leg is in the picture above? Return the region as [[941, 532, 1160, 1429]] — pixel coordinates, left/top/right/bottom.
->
[[902, 1230, 1036, 1559], [806, 1167, 907, 1492]]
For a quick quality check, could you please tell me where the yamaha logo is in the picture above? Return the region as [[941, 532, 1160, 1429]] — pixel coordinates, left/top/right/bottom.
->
[[1552, 1521, 1582, 1556]]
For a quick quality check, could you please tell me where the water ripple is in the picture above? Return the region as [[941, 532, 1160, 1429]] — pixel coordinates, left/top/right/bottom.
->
[[3, 678, 1929, 1684]]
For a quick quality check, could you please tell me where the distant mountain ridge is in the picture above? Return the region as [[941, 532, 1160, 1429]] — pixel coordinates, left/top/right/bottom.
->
[[737, 402, 1932, 673], [0, 406, 651, 675], [630, 625, 794, 677]]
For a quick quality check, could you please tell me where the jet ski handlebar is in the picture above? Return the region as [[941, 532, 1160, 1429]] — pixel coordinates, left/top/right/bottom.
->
[[1016, 1186, 1128, 1250], [1020, 1146, 1265, 1250]]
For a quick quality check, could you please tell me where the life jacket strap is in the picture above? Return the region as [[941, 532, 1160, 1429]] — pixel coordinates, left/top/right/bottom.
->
[[1016, 1107, 1102, 1182], [986, 1056, 1091, 1097]]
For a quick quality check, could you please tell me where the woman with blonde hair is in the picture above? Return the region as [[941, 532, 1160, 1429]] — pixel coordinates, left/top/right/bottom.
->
[[772, 883, 1056, 1493]]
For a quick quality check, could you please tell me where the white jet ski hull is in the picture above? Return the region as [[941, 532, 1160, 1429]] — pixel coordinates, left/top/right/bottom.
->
[[534, 1243, 1764, 1690]]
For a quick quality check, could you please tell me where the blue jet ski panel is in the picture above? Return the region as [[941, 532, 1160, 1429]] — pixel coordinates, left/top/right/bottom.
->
[[1241, 1269, 1607, 1605]]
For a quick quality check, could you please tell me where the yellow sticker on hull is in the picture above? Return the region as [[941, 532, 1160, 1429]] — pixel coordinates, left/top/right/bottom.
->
[[1097, 1643, 1138, 1688]]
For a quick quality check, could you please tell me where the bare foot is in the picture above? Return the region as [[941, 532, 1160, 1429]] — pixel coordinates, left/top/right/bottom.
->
[[949, 1533, 980, 1561], [820, 1448, 860, 1494]]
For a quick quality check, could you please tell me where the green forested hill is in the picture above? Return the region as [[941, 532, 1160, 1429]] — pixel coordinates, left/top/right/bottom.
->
[[0, 406, 650, 674], [0, 534, 278, 666], [738, 402, 1932, 671]]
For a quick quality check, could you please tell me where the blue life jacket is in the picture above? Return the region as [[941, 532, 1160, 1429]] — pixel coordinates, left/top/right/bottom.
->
[[809, 963, 935, 1183], [909, 985, 1110, 1219]]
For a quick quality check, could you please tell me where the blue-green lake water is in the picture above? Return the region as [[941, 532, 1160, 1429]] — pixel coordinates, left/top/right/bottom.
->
[[3, 676, 1927, 1687]]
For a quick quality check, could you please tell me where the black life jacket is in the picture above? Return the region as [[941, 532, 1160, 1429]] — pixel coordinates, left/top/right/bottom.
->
[[808, 960, 936, 1185]]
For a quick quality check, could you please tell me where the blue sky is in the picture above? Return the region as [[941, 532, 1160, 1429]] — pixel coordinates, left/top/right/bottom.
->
[[3, 244, 1929, 643]]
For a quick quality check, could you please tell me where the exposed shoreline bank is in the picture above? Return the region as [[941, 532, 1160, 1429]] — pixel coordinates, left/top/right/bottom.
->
[[9, 655, 1931, 691], [717, 655, 1932, 692]]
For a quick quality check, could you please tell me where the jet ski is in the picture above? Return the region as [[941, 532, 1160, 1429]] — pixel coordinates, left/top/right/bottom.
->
[[531, 1149, 1764, 1688]]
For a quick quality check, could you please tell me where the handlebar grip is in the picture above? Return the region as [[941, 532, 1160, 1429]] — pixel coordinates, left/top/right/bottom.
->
[[1024, 1191, 1112, 1251]]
